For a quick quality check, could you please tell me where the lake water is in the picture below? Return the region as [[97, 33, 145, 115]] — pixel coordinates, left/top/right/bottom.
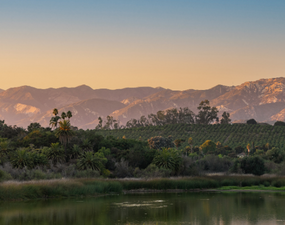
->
[[0, 192, 285, 225]]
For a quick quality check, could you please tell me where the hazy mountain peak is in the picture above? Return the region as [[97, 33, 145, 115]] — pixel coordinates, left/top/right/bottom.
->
[[73, 84, 94, 91]]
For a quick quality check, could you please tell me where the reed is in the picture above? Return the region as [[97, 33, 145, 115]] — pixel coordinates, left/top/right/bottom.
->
[[118, 176, 285, 190], [0, 179, 122, 201], [1, 176, 285, 201]]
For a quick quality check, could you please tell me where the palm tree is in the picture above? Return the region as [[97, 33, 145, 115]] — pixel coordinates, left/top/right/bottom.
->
[[61, 112, 67, 120], [153, 148, 181, 173], [49, 116, 61, 129], [55, 120, 75, 162], [10, 148, 33, 169], [67, 111, 72, 120], [0, 138, 10, 156], [53, 108, 58, 116], [71, 144, 81, 159], [44, 143, 65, 166], [77, 151, 104, 171]]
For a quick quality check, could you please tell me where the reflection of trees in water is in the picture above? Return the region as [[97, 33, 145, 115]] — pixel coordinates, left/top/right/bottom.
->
[[0, 193, 284, 225]]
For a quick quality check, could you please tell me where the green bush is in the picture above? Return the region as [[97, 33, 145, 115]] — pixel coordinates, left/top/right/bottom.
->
[[153, 148, 181, 173], [240, 156, 266, 176], [272, 179, 285, 188], [134, 164, 172, 178], [200, 140, 216, 154], [0, 169, 12, 181]]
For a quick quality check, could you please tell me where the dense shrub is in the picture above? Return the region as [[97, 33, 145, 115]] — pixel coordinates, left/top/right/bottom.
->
[[114, 159, 134, 178], [240, 156, 265, 176], [0, 169, 12, 181], [266, 147, 285, 163], [148, 136, 174, 150], [199, 155, 232, 172], [134, 164, 172, 178], [200, 140, 216, 154]]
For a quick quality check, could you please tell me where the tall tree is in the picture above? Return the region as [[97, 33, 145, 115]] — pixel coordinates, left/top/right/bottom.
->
[[27, 122, 42, 132], [53, 108, 58, 116], [104, 116, 117, 129], [61, 112, 67, 120], [196, 100, 219, 124], [96, 117, 103, 130], [66, 111, 72, 120], [220, 112, 231, 124], [49, 108, 61, 129], [55, 119, 75, 162], [49, 116, 61, 129]]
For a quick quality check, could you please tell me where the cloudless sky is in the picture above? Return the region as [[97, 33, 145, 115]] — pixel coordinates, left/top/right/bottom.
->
[[0, 0, 285, 90]]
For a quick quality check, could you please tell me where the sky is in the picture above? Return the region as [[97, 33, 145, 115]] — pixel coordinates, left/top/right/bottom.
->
[[0, 0, 285, 91]]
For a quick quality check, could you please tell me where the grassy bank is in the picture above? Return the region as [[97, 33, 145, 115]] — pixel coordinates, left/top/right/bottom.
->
[[119, 176, 285, 190], [218, 185, 285, 191], [0, 179, 122, 201], [2, 176, 285, 201]]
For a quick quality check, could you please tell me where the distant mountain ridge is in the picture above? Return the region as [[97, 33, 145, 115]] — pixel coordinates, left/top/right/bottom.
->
[[2, 77, 285, 128], [0, 86, 165, 127]]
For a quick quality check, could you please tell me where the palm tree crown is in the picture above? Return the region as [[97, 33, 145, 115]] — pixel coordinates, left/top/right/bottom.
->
[[53, 108, 58, 116], [67, 111, 72, 120]]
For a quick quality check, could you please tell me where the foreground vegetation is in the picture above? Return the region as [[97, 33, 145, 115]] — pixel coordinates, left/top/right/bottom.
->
[[2, 176, 285, 201], [1, 100, 285, 182], [1, 118, 285, 180]]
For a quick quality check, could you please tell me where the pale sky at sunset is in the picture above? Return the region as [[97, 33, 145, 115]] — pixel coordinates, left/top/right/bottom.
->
[[1, 1, 285, 90]]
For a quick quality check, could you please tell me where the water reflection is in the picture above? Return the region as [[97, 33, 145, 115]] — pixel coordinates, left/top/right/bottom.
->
[[0, 192, 285, 225]]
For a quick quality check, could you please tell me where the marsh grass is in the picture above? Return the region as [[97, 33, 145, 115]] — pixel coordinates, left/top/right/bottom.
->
[[2, 176, 285, 201], [119, 177, 220, 190], [218, 185, 285, 191], [0, 179, 122, 201], [118, 176, 285, 191]]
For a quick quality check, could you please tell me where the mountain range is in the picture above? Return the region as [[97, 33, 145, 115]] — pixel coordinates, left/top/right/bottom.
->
[[1, 77, 285, 129]]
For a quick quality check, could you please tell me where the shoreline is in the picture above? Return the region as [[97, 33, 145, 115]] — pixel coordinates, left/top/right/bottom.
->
[[123, 188, 285, 194]]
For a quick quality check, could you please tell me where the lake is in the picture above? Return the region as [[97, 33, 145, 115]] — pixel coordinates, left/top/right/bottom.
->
[[0, 192, 285, 225]]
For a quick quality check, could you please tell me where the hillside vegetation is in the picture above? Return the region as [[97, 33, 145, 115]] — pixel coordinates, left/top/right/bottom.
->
[[95, 123, 285, 149]]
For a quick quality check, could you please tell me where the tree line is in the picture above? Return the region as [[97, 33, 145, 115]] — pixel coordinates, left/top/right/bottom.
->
[[96, 100, 231, 130]]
